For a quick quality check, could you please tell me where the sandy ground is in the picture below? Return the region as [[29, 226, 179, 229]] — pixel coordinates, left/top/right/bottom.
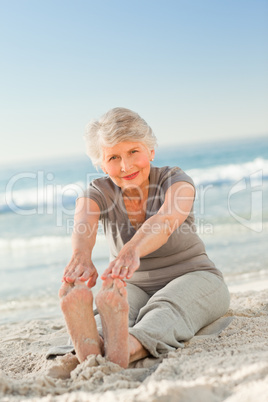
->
[[1, 284, 268, 402]]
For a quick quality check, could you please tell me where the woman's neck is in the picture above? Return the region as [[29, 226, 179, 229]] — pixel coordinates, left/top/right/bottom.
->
[[122, 179, 149, 203]]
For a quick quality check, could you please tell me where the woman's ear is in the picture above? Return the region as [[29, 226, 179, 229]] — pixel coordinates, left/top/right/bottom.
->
[[150, 149, 155, 161]]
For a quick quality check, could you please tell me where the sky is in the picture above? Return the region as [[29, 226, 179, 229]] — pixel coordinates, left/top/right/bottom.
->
[[0, 0, 267, 163]]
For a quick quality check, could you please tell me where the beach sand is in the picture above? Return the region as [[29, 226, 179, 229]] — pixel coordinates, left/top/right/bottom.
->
[[1, 283, 268, 402]]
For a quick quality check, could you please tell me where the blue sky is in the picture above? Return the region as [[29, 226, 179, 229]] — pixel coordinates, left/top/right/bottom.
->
[[0, 0, 267, 163]]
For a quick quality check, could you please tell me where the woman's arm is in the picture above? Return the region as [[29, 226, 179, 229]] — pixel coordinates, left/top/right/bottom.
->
[[101, 181, 195, 280], [62, 197, 100, 288]]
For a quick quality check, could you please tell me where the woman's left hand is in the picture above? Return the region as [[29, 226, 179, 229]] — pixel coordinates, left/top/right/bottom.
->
[[101, 245, 140, 280]]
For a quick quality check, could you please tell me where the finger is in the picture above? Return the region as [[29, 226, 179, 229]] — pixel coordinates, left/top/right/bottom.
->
[[63, 269, 75, 282], [64, 276, 75, 284], [101, 264, 115, 279], [62, 266, 71, 281], [126, 266, 136, 279], [63, 262, 75, 277], [87, 277, 96, 288], [64, 265, 85, 281], [117, 265, 130, 279], [110, 263, 125, 279], [79, 270, 90, 281], [87, 271, 98, 288], [100, 270, 109, 279], [66, 271, 82, 281]]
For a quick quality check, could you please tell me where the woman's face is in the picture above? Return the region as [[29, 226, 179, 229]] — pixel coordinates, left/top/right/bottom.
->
[[101, 141, 155, 190]]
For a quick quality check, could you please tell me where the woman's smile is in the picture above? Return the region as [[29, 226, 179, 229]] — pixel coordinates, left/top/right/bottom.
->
[[122, 171, 140, 180]]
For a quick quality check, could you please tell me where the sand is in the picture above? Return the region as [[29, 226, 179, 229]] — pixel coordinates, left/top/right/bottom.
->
[[1, 284, 268, 402]]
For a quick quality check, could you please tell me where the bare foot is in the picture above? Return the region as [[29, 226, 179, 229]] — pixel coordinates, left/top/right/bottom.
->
[[95, 277, 129, 368], [59, 281, 102, 363]]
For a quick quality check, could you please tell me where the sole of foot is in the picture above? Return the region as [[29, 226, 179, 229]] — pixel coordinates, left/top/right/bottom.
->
[[60, 282, 102, 362], [95, 277, 129, 368]]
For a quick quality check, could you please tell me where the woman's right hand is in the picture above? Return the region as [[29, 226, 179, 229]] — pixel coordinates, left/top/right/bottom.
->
[[62, 253, 98, 288]]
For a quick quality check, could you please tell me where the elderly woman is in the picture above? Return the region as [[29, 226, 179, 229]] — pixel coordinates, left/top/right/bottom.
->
[[59, 107, 230, 369]]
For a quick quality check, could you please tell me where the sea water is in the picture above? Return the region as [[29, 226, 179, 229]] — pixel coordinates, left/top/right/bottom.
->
[[1, 136, 268, 324]]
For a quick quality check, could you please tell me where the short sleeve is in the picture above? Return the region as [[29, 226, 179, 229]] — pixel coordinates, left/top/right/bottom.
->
[[77, 180, 108, 217], [160, 166, 195, 195]]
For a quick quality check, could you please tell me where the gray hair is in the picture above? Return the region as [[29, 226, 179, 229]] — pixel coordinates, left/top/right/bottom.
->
[[84, 107, 157, 168]]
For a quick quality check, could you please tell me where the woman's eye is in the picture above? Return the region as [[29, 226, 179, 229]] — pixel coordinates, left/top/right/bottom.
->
[[131, 150, 138, 154], [109, 156, 117, 161]]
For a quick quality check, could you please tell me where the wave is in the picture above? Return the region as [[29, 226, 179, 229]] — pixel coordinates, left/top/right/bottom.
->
[[188, 157, 268, 186], [0, 180, 85, 213], [0, 158, 267, 215]]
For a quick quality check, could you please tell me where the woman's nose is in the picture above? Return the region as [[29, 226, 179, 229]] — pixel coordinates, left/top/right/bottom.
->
[[120, 157, 131, 173]]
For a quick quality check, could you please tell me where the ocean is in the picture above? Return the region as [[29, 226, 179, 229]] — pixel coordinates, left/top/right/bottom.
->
[[1, 136, 268, 325]]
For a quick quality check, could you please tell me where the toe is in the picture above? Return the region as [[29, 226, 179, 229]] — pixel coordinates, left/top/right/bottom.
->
[[59, 282, 73, 299], [101, 276, 114, 290], [118, 285, 127, 298], [113, 279, 127, 297], [114, 278, 125, 290]]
